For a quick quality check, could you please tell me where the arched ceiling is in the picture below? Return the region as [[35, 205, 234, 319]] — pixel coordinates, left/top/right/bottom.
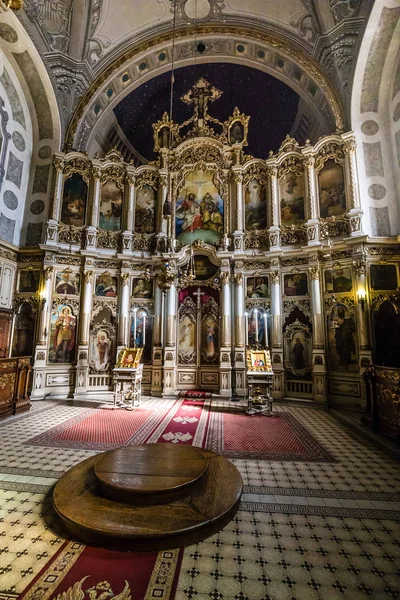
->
[[13, 0, 373, 147], [113, 63, 300, 161]]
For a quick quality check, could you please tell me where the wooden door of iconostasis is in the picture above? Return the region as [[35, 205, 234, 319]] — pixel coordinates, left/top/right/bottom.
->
[[177, 287, 220, 391]]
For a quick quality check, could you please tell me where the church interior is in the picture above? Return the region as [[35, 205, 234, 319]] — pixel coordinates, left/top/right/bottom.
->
[[0, 0, 400, 598]]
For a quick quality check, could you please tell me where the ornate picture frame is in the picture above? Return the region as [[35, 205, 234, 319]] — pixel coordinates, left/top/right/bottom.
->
[[246, 349, 273, 372], [116, 347, 143, 369]]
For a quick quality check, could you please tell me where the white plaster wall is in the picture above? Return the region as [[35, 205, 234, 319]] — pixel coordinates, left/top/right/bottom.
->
[[0, 51, 32, 246], [351, 0, 400, 237]]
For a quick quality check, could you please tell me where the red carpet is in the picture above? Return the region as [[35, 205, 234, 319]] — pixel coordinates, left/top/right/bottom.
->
[[26, 398, 333, 461], [19, 541, 182, 600], [206, 410, 335, 462], [179, 390, 212, 400]]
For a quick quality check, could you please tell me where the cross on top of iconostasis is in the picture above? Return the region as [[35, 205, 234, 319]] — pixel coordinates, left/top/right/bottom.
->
[[181, 78, 222, 129]]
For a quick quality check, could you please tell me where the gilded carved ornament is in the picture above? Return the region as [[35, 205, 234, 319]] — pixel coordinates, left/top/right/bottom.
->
[[43, 266, 54, 281], [270, 270, 280, 285], [353, 260, 366, 276], [234, 273, 243, 286], [136, 170, 159, 189], [84, 271, 93, 284], [126, 173, 136, 187], [220, 272, 230, 285], [314, 142, 345, 172], [243, 163, 267, 186], [277, 155, 303, 180], [121, 273, 130, 286], [343, 139, 357, 155], [63, 157, 91, 183], [309, 266, 320, 280], [53, 156, 64, 173], [100, 164, 126, 185]]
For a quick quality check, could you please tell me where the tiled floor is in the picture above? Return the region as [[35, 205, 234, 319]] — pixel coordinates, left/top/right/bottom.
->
[[0, 398, 399, 599]]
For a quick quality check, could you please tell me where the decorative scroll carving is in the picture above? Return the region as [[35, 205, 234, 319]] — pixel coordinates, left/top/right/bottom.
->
[[314, 141, 345, 171], [280, 225, 307, 245], [277, 154, 303, 180], [309, 266, 320, 280], [52, 297, 79, 311], [131, 234, 155, 252], [283, 299, 311, 317], [43, 266, 54, 280], [173, 144, 231, 170], [270, 271, 280, 285], [97, 230, 121, 250], [63, 157, 91, 182], [92, 299, 117, 318], [244, 231, 269, 250], [58, 225, 85, 246], [370, 294, 400, 311], [84, 271, 93, 284], [135, 170, 159, 189], [281, 257, 308, 266], [324, 295, 355, 314], [100, 163, 125, 185], [320, 217, 349, 239], [243, 163, 267, 186]]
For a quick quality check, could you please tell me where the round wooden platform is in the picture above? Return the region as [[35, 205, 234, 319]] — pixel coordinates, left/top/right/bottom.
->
[[53, 444, 243, 551]]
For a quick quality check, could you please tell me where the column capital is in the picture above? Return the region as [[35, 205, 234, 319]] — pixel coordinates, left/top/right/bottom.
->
[[270, 270, 280, 285], [309, 266, 320, 280], [126, 172, 136, 186], [84, 270, 93, 284], [53, 156, 64, 172], [43, 266, 54, 281], [234, 273, 243, 287]]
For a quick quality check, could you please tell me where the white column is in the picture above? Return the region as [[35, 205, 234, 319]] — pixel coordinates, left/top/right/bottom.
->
[[267, 166, 280, 248], [51, 156, 64, 221], [234, 273, 245, 348], [343, 135, 364, 237], [309, 265, 327, 404], [270, 269, 284, 399], [309, 266, 324, 349], [304, 154, 320, 245], [79, 271, 93, 345], [166, 284, 177, 347], [232, 171, 244, 251], [38, 267, 53, 345], [118, 274, 130, 347], [90, 166, 101, 227], [127, 172, 136, 231], [153, 285, 163, 347], [221, 274, 231, 347]]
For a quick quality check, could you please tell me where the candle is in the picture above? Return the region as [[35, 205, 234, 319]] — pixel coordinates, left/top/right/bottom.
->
[[264, 312, 268, 348], [254, 309, 258, 342], [244, 312, 248, 346], [142, 314, 146, 347], [133, 309, 137, 347]]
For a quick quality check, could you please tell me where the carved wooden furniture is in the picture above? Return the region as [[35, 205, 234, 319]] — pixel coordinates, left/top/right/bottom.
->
[[0, 309, 12, 359], [0, 357, 31, 420], [53, 444, 243, 550], [374, 366, 400, 439], [112, 347, 143, 409], [246, 348, 274, 416]]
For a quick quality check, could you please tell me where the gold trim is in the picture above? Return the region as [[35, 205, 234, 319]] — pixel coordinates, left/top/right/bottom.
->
[[65, 25, 345, 151]]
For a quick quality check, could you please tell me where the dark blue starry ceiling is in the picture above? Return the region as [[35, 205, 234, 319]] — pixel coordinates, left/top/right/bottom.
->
[[113, 63, 300, 162]]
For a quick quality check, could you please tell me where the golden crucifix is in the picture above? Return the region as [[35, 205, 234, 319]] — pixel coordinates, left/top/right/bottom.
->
[[181, 78, 222, 129]]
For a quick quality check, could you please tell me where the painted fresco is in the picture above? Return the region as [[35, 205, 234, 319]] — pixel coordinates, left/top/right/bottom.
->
[[280, 172, 305, 225], [318, 159, 346, 218], [99, 180, 123, 230], [245, 179, 267, 230], [55, 271, 80, 295], [246, 277, 269, 298], [48, 304, 77, 364], [12, 303, 35, 357], [178, 297, 196, 365], [370, 264, 398, 290], [176, 170, 223, 246], [61, 172, 87, 227], [327, 303, 357, 371], [283, 273, 308, 296], [95, 275, 117, 297], [325, 268, 353, 293], [132, 278, 153, 298], [201, 297, 219, 365], [18, 269, 40, 293], [135, 185, 156, 234]]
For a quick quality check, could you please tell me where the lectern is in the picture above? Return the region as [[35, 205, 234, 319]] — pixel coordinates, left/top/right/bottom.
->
[[112, 347, 143, 410], [246, 348, 274, 416]]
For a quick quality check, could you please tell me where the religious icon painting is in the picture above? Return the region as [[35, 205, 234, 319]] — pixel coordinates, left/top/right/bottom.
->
[[12, 302, 35, 357], [370, 264, 398, 291], [18, 269, 40, 293], [193, 255, 219, 281], [61, 172, 87, 227], [324, 268, 353, 293], [229, 120, 244, 144], [129, 310, 152, 363], [95, 275, 117, 297], [54, 270, 80, 296], [246, 276, 269, 298], [178, 292, 197, 365], [89, 309, 115, 373], [99, 180, 123, 231], [245, 180, 267, 231], [283, 273, 308, 296], [201, 297, 219, 365], [135, 185, 156, 234], [175, 169, 223, 246], [132, 278, 153, 298], [116, 347, 143, 368], [280, 172, 306, 226], [318, 159, 346, 218], [48, 304, 77, 364], [326, 303, 358, 372]]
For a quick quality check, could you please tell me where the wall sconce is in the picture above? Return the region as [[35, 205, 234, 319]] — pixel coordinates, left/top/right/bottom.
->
[[357, 288, 366, 312]]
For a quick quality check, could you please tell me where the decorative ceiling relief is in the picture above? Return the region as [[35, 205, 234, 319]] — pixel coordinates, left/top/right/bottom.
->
[[24, 0, 73, 52], [169, 0, 225, 24], [329, 0, 359, 24]]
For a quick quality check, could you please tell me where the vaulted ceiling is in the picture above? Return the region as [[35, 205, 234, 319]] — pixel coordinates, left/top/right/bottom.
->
[[15, 0, 374, 155]]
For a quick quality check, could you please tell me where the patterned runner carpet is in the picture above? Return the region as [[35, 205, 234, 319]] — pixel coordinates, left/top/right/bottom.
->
[[19, 541, 182, 600], [26, 398, 334, 461]]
